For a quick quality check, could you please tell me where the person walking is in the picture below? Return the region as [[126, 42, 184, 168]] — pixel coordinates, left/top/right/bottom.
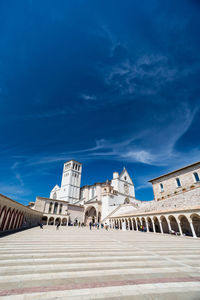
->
[[56, 222, 60, 230], [89, 221, 92, 230]]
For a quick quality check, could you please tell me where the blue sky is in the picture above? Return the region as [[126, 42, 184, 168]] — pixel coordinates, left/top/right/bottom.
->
[[0, 0, 200, 205]]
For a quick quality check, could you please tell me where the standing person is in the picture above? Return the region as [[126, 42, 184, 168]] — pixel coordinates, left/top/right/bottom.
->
[[89, 221, 92, 230], [56, 222, 60, 230]]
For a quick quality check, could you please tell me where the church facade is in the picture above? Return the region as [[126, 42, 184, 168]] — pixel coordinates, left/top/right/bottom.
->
[[32, 159, 139, 225]]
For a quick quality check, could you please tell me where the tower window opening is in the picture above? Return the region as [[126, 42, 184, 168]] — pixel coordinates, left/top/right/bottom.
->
[[160, 183, 164, 192]]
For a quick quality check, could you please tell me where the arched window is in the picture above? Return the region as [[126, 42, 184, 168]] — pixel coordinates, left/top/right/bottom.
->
[[160, 183, 164, 192], [193, 172, 200, 182], [176, 178, 181, 187], [48, 202, 53, 213], [59, 204, 63, 214], [53, 202, 58, 214]]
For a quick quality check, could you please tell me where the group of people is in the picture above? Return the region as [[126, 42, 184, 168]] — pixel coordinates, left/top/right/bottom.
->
[[89, 222, 109, 231]]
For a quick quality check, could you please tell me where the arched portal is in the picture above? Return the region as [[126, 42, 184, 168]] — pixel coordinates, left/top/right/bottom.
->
[[190, 214, 200, 237], [84, 206, 97, 225], [179, 215, 192, 236], [132, 218, 136, 230], [160, 216, 169, 234], [55, 218, 61, 225], [62, 218, 67, 226], [147, 217, 153, 232], [153, 217, 161, 233], [48, 217, 54, 225], [42, 216, 48, 225], [168, 215, 179, 233], [128, 218, 132, 230]]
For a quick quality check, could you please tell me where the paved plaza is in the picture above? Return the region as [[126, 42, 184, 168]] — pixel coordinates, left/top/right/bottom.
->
[[0, 227, 200, 299]]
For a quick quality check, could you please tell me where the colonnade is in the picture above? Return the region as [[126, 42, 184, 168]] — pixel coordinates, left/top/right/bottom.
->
[[42, 216, 70, 226], [109, 212, 200, 238], [0, 194, 42, 233]]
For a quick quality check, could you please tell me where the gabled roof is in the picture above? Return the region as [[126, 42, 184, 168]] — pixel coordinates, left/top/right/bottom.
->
[[119, 167, 134, 185]]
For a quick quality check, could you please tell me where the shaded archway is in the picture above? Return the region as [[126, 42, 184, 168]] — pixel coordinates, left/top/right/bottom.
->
[[168, 215, 179, 232], [0, 206, 7, 231], [136, 218, 141, 230], [48, 217, 54, 225], [190, 214, 200, 237], [141, 217, 146, 229], [132, 218, 136, 230], [119, 219, 122, 229], [128, 218, 132, 230], [42, 216, 48, 225], [179, 215, 192, 236], [55, 218, 61, 225], [147, 217, 153, 232], [153, 216, 161, 233], [160, 216, 169, 234], [62, 218, 67, 226], [84, 206, 97, 225]]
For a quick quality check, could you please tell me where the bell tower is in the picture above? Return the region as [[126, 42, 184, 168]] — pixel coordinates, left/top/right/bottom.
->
[[60, 160, 82, 204]]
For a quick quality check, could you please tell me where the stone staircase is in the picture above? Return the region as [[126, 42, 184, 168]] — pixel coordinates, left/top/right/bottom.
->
[[0, 227, 200, 299]]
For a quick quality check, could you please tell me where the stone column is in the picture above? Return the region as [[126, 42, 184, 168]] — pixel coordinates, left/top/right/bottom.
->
[[167, 219, 172, 232], [136, 220, 138, 231], [177, 221, 183, 236], [189, 221, 197, 238], [159, 221, 164, 234], [152, 220, 156, 233]]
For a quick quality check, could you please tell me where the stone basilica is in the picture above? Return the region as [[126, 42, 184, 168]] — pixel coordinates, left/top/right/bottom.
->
[[32, 160, 138, 226]]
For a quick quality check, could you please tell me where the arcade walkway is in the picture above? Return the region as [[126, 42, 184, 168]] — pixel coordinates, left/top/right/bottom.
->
[[0, 227, 200, 299]]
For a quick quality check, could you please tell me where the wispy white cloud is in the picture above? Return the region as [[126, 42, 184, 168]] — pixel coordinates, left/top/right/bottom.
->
[[81, 94, 96, 101]]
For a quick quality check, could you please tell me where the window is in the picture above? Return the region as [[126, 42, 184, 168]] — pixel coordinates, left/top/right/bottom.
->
[[124, 176, 127, 181], [78, 165, 80, 171], [53, 202, 58, 214], [194, 172, 200, 182], [59, 204, 63, 214], [48, 202, 53, 213], [160, 183, 164, 192], [176, 178, 181, 187]]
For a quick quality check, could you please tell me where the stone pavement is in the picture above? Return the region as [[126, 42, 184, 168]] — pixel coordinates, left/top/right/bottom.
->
[[0, 227, 200, 299]]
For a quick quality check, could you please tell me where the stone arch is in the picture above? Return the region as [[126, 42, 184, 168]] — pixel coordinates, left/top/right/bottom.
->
[[42, 216, 48, 225], [147, 217, 153, 232], [128, 218, 132, 230], [168, 215, 179, 232], [9, 209, 16, 230], [84, 206, 97, 225], [178, 215, 192, 236], [141, 217, 146, 228], [125, 218, 129, 230], [119, 219, 122, 229], [136, 217, 141, 230], [62, 218, 67, 226], [153, 216, 161, 233], [0, 206, 7, 231], [190, 214, 200, 238], [55, 217, 61, 225], [48, 217, 54, 225], [124, 197, 130, 204], [132, 218, 136, 230], [160, 216, 169, 234], [3, 208, 12, 231]]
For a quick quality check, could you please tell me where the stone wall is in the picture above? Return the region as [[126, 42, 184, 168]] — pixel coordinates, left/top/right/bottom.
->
[[151, 163, 200, 201]]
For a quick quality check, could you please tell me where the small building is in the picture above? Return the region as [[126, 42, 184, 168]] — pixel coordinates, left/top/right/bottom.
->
[[149, 161, 200, 201]]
